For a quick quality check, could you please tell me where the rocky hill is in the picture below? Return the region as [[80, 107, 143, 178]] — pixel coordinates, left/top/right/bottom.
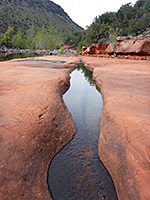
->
[[0, 0, 83, 34]]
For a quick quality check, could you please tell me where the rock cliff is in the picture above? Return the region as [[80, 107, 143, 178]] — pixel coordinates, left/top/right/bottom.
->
[[81, 38, 150, 60], [106, 38, 150, 55]]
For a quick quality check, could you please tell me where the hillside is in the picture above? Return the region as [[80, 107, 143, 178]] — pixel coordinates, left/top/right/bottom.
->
[[85, 0, 150, 44], [64, 0, 150, 48], [0, 0, 83, 34]]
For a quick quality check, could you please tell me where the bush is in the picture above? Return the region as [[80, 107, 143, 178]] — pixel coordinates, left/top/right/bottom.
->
[[59, 47, 64, 54], [77, 40, 84, 52]]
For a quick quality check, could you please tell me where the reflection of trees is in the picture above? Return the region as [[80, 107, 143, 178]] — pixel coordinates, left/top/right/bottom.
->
[[76, 63, 94, 86], [72, 62, 101, 94], [0, 53, 39, 62]]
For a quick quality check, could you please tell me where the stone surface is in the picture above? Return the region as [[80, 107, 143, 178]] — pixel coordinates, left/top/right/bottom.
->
[[106, 38, 150, 55], [82, 56, 150, 200], [82, 43, 108, 55], [0, 56, 80, 200]]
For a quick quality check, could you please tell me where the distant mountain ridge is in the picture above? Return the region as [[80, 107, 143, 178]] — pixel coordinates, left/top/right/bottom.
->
[[0, 0, 83, 34]]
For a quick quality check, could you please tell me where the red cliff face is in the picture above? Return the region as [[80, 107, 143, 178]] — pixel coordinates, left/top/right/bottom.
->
[[82, 56, 150, 200], [106, 38, 150, 56], [82, 38, 150, 60], [0, 56, 80, 200]]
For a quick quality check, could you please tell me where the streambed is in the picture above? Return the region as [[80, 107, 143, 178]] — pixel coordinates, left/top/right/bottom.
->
[[48, 64, 117, 200]]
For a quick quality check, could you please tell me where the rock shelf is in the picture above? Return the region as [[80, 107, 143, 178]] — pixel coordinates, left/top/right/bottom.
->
[[0, 56, 80, 200], [1, 55, 150, 200], [82, 56, 150, 200]]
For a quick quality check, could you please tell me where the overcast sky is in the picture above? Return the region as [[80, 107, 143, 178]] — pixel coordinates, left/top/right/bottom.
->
[[52, 0, 137, 29]]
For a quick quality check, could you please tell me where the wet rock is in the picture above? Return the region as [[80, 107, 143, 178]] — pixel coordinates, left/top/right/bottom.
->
[[82, 56, 150, 200], [0, 56, 80, 200]]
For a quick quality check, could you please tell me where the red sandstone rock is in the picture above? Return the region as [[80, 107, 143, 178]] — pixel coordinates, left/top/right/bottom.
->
[[106, 38, 150, 55], [82, 43, 108, 55], [82, 56, 150, 200], [0, 56, 80, 200]]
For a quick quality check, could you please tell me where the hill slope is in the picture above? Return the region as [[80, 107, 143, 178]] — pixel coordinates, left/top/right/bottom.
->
[[85, 0, 150, 44], [0, 0, 83, 34]]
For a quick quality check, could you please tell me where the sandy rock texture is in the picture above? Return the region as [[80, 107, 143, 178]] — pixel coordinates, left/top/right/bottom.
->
[[82, 57, 150, 200], [0, 56, 80, 200], [106, 38, 150, 55], [81, 43, 109, 55], [81, 38, 150, 60]]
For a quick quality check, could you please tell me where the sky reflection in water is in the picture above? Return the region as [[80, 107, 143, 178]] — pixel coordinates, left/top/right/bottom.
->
[[48, 65, 117, 200]]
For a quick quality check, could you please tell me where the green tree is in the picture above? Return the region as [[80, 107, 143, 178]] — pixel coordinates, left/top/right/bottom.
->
[[0, 26, 14, 47], [25, 25, 37, 49], [0, 33, 4, 46], [33, 30, 46, 49], [44, 26, 63, 50], [64, 31, 85, 47], [12, 28, 26, 49]]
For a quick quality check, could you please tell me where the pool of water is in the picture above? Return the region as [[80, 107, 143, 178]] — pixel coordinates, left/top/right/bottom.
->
[[22, 59, 73, 64], [48, 64, 117, 200], [0, 52, 40, 61]]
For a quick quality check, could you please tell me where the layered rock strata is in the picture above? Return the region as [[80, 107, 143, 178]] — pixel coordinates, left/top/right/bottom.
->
[[82, 56, 150, 200], [0, 56, 80, 200], [106, 38, 150, 56], [81, 43, 109, 56], [81, 38, 150, 60]]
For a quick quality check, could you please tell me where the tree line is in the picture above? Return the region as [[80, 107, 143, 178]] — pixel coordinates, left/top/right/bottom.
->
[[0, 26, 63, 50], [65, 0, 150, 50], [0, 0, 149, 51]]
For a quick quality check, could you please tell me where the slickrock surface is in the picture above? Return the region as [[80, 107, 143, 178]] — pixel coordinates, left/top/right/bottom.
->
[[82, 57, 150, 200], [0, 56, 80, 200]]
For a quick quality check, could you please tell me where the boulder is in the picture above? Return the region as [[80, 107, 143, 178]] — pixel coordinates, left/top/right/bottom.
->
[[106, 38, 150, 55], [82, 45, 87, 53], [82, 43, 108, 55]]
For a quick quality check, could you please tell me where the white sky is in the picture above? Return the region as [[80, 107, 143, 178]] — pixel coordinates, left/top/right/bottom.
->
[[52, 0, 137, 29]]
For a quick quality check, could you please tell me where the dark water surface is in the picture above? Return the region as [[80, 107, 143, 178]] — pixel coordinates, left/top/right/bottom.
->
[[48, 64, 117, 200], [0, 52, 40, 61]]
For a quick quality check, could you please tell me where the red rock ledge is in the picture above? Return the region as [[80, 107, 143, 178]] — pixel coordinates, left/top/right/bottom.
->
[[0, 56, 80, 200], [82, 57, 150, 200]]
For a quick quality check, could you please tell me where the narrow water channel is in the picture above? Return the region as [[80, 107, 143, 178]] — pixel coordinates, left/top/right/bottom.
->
[[48, 64, 117, 200]]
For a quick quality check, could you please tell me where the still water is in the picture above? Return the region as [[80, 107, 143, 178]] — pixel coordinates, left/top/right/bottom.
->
[[48, 64, 117, 200], [0, 52, 40, 61]]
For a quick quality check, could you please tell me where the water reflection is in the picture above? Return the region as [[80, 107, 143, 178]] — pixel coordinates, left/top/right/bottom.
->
[[75, 63, 94, 86], [0, 53, 40, 61], [48, 65, 117, 200]]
